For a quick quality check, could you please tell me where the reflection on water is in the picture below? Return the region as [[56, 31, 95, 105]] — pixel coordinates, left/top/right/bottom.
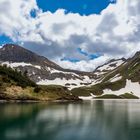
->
[[0, 100, 140, 140]]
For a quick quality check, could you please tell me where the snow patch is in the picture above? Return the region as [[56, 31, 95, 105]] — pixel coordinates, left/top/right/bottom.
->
[[109, 74, 122, 82], [34, 65, 41, 69], [37, 77, 94, 89], [97, 60, 124, 72], [103, 80, 140, 97], [1, 62, 41, 69], [37, 78, 83, 89], [50, 69, 79, 76], [79, 93, 95, 100], [133, 63, 138, 67]]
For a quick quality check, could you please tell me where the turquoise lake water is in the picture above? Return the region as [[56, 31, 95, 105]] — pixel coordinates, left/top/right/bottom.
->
[[0, 100, 140, 140]]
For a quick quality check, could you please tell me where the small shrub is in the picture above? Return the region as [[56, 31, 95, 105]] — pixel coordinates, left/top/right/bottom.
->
[[34, 86, 41, 93]]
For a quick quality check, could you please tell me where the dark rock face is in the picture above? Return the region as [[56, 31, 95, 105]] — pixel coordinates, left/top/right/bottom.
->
[[0, 44, 61, 69]]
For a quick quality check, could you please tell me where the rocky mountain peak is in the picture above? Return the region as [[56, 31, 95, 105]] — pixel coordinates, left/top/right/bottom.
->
[[0, 44, 61, 69]]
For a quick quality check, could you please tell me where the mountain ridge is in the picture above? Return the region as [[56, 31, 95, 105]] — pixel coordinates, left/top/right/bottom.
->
[[0, 44, 61, 69], [0, 43, 140, 98], [71, 51, 140, 99], [0, 44, 96, 89]]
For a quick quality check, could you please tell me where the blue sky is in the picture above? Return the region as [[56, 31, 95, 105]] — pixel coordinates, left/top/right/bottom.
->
[[0, 35, 13, 46], [36, 0, 116, 15]]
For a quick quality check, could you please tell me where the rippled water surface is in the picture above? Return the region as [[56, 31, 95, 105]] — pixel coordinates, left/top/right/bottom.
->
[[0, 100, 140, 140]]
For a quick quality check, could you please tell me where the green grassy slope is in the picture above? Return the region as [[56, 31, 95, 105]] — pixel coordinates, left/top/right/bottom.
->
[[94, 93, 139, 99]]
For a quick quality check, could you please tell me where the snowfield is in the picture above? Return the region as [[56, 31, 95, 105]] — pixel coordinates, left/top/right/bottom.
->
[[37, 77, 95, 90], [79, 93, 95, 100], [1, 62, 41, 69], [97, 60, 124, 71], [109, 74, 122, 82], [103, 80, 140, 97]]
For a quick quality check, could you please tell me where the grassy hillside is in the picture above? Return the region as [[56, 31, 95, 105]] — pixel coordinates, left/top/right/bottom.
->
[[120, 93, 139, 99], [0, 65, 80, 101], [71, 79, 126, 96], [102, 52, 140, 84]]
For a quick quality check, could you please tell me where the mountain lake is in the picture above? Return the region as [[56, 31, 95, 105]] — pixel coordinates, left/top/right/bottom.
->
[[0, 100, 140, 140]]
